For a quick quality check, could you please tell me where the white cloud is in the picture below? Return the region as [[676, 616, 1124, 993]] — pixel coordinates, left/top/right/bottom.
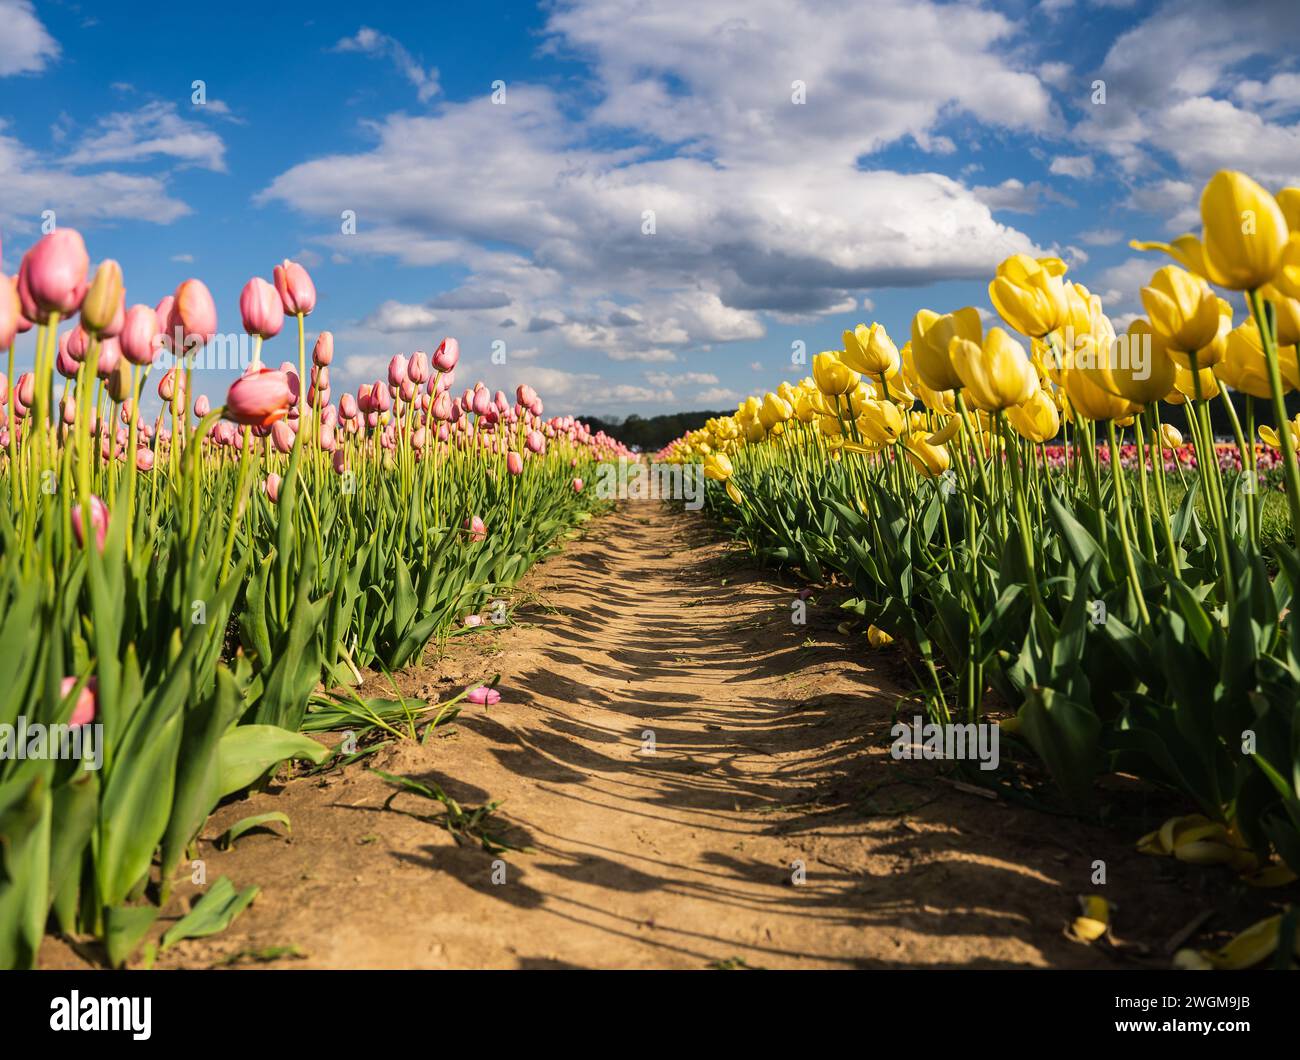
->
[[1049, 154, 1095, 179], [0, 1, 57, 77], [645, 370, 719, 387], [334, 27, 439, 102], [64, 101, 227, 171], [0, 120, 190, 233]]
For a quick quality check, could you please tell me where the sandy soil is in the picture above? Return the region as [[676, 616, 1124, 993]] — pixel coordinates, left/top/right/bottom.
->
[[41, 502, 1259, 969]]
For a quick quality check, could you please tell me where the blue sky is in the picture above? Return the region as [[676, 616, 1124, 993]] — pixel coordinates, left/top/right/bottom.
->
[[2, 0, 1298, 417]]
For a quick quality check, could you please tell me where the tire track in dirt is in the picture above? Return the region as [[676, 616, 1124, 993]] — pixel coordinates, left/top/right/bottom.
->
[[44, 502, 1204, 969]]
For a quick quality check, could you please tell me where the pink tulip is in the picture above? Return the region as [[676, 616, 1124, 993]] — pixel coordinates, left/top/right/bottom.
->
[[264, 473, 282, 502], [60, 676, 99, 727], [0, 275, 22, 350], [463, 614, 483, 628], [120, 304, 162, 365], [194, 395, 210, 417], [136, 448, 155, 471], [516, 384, 537, 407], [66, 324, 89, 363], [388, 354, 408, 388], [331, 448, 347, 475], [408, 350, 429, 384], [526, 429, 545, 454], [432, 337, 459, 372], [572, 478, 584, 492], [22, 229, 90, 317], [71, 494, 109, 551], [339, 392, 359, 420], [464, 515, 487, 542], [273, 259, 316, 315], [466, 685, 501, 706], [96, 336, 122, 380], [158, 368, 179, 402], [15, 372, 34, 409], [313, 331, 333, 366], [507, 451, 523, 475], [225, 367, 293, 428], [168, 279, 217, 350], [271, 420, 295, 454], [239, 276, 284, 339]]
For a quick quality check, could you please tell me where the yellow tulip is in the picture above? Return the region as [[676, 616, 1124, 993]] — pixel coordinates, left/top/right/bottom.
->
[[1062, 367, 1133, 421], [858, 399, 903, 444], [1160, 424, 1183, 450], [1174, 363, 1220, 400], [905, 433, 951, 478], [1276, 234, 1300, 301], [843, 322, 900, 377], [910, 307, 980, 392], [866, 624, 894, 648], [1129, 233, 1210, 278], [811, 351, 859, 396], [793, 391, 818, 423], [703, 452, 733, 481], [1200, 169, 1289, 291], [948, 326, 1039, 411], [758, 391, 793, 430], [988, 254, 1070, 338], [742, 417, 766, 443], [1261, 283, 1300, 345], [1107, 319, 1176, 406], [1140, 265, 1222, 353], [1217, 320, 1300, 398], [1005, 389, 1061, 442], [818, 414, 843, 437], [1260, 416, 1300, 449]]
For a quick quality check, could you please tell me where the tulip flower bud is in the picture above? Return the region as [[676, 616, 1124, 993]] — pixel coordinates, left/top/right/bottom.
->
[[81, 259, 125, 336], [136, 447, 155, 471], [463, 515, 487, 542], [96, 336, 122, 380], [313, 330, 334, 366], [60, 676, 99, 727], [71, 494, 109, 551], [0, 274, 21, 350], [273, 259, 316, 315], [22, 229, 90, 317], [433, 337, 459, 372], [240, 276, 284, 339], [106, 358, 132, 403], [120, 304, 162, 366], [169, 278, 218, 353], [1200, 170, 1289, 291], [264, 473, 282, 503]]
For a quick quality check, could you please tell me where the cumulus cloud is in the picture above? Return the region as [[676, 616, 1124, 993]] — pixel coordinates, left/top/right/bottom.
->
[[64, 101, 227, 171], [0, 0, 57, 77], [260, 0, 1057, 400], [0, 121, 190, 234]]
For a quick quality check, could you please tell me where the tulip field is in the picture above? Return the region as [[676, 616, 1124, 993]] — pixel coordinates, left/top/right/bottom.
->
[[3, 166, 1300, 976], [663, 170, 1300, 969], [0, 232, 629, 968]]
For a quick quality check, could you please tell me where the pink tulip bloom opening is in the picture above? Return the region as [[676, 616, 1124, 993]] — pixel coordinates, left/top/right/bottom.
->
[[466, 685, 501, 706], [226, 368, 293, 428]]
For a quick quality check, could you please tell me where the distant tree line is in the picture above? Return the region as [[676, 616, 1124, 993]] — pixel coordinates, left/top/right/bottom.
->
[[578, 410, 731, 451]]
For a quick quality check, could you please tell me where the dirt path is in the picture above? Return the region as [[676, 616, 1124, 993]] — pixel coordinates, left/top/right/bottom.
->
[[46, 503, 1210, 969]]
